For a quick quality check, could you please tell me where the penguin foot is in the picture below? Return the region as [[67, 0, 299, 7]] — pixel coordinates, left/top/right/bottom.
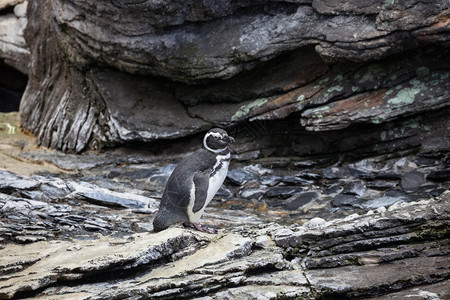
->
[[183, 222, 218, 234]]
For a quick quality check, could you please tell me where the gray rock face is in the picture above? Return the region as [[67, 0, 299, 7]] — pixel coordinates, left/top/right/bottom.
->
[[42, 0, 450, 82], [7, 0, 448, 152], [0, 0, 29, 74]]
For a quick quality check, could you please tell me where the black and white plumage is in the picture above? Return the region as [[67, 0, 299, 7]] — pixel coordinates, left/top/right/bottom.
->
[[153, 128, 235, 234]]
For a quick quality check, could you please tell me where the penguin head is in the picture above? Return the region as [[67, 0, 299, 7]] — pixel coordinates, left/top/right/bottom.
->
[[203, 128, 235, 153]]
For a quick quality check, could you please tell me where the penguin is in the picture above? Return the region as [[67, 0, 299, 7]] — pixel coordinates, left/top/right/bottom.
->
[[153, 128, 235, 234]]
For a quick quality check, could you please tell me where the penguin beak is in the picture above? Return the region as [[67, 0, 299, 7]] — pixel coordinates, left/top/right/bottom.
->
[[224, 135, 235, 144]]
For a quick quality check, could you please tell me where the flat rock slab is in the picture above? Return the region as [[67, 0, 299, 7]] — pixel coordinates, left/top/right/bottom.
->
[[307, 256, 449, 298], [0, 229, 202, 299], [0, 193, 448, 299]]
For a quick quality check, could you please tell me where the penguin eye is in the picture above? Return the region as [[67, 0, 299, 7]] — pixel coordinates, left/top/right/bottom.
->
[[213, 136, 219, 139]]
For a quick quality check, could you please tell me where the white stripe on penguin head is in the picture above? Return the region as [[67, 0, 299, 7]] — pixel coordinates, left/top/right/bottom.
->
[[203, 131, 226, 153]]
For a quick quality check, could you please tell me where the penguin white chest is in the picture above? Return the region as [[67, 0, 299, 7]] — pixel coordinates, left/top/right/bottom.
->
[[188, 153, 230, 223], [206, 153, 230, 205]]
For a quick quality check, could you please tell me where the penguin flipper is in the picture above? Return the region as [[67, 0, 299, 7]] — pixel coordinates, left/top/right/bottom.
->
[[192, 170, 211, 213]]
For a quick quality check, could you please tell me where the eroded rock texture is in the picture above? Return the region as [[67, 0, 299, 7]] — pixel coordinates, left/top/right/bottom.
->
[[1, 118, 449, 299], [1, 178, 449, 299], [0, 0, 28, 111], [17, 0, 450, 153]]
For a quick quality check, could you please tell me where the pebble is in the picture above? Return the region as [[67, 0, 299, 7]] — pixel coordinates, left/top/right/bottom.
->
[[255, 235, 272, 248], [401, 170, 425, 192], [376, 206, 387, 213], [304, 217, 327, 229]]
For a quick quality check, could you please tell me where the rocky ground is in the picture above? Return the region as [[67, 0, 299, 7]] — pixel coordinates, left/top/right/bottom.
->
[[0, 112, 449, 299]]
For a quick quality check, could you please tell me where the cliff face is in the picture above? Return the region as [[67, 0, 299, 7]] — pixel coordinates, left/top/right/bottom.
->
[[15, 0, 450, 155]]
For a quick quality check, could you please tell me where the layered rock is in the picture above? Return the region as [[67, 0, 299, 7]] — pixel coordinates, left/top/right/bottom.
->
[[0, 123, 449, 298], [15, 0, 450, 153], [0, 114, 450, 299], [0, 0, 28, 111], [0, 0, 28, 73], [1, 173, 449, 299]]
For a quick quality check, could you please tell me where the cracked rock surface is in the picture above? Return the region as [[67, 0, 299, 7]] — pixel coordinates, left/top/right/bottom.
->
[[0, 118, 449, 299]]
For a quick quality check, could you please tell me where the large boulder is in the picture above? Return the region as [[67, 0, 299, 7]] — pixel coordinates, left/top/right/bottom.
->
[[15, 0, 450, 153]]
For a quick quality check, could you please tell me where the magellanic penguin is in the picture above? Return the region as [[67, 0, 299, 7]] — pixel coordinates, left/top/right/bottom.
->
[[153, 128, 235, 234]]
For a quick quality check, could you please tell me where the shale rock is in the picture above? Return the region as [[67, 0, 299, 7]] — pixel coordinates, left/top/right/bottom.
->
[[1, 188, 448, 299], [1, 123, 449, 299], [0, 0, 28, 73], [10, 0, 449, 152]]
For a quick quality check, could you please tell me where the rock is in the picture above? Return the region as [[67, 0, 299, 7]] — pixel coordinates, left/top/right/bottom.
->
[[0, 162, 449, 299], [20, 151, 118, 171], [427, 169, 450, 182], [281, 175, 313, 185], [366, 180, 398, 190], [216, 187, 233, 199], [28, 0, 449, 84], [239, 188, 266, 201], [299, 67, 450, 131], [0, 0, 29, 73], [260, 175, 282, 186], [122, 167, 158, 180], [333, 194, 362, 207], [147, 164, 177, 187], [14, 0, 450, 153], [322, 167, 351, 179], [227, 169, 258, 186], [394, 157, 419, 173], [275, 198, 449, 286], [304, 217, 328, 229], [414, 156, 438, 167], [0, 229, 200, 299], [285, 192, 318, 211], [333, 193, 406, 210], [266, 186, 307, 199], [306, 256, 449, 298], [39, 182, 72, 200], [359, 196, 405, 210], [342, 180, 367, 197], [0, 171, 40, 190], [401, 170, 425, 192], [367, 280, 449, 300], [254, 235, 272, 249], [0, 0, 22, 10], [68, 181, 159, 210]]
